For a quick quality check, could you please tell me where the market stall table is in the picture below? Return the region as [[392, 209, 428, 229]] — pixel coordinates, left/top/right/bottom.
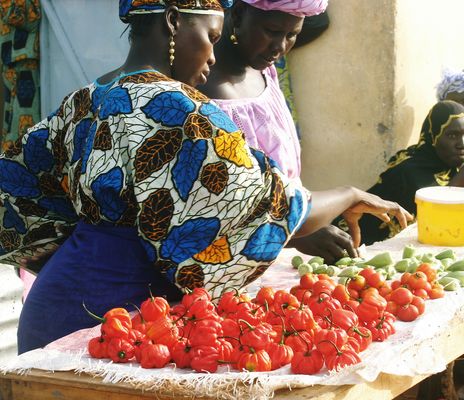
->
[[1, 225, 464, 400]]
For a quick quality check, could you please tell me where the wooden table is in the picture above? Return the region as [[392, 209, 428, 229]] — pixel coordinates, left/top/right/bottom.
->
[[2, 226, 463, 400], [1, 308, 463, 400]]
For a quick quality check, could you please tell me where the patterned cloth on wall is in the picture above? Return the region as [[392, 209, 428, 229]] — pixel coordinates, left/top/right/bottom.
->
[[0, 0, 41, 150]]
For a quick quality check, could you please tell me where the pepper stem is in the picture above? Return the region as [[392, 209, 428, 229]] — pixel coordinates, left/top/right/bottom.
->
[[82, 302, 105, 323]]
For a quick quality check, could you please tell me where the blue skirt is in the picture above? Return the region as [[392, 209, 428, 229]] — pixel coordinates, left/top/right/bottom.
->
[[17, 221, 182, 354]]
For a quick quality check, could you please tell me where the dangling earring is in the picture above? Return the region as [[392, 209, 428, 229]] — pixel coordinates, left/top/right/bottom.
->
[[230, 28, 238, 45], [169, 34, 175, 66]]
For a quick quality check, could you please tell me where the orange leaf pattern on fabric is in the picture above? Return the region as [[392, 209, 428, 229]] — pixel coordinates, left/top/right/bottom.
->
[[176, 264, 205, 290], [238, 196, 271, 228], [39, 173, 64, 197], [270, 172, 288, 220], [72, 88, 92, 123], [200, 161, 228, 195], [120, 71, 168, 84], [139, 188, 174, 241], [193, 236, 232, 265], [213, 130, 253, 168], [93, 121, 112, 151], [51, 124, 69, 175], [23, 222, 56, 245], [15, 198, 47, 217], [134, 128, 183, 182], [119, 186, 139, 227], [0, 230, 21, 252], [79, 187, 100, 225], [184, 114, 213, 139], [181, 84, 209, 103]]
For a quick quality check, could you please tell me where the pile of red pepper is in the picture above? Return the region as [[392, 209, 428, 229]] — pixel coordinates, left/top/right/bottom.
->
[[87, 264, 444, 374]]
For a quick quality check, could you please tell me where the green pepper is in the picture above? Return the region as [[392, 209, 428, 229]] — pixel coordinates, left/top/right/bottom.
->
[[338, 266, 362, 278], [435, 249, 456, 261], [308, 256, 324, 266], [444, 271, 464, 286], [313, 264, 328, 275], [291, 255, 304, 269], [385, 265, 397, 280], [297, 263, 312, 276], [420, 253, 435, 263], [360, 252, 393, 268], [438, 276, 461, 291], [447, 260, 464, 272], [326, 265, 341, 277], [335, 257, 352, 266], [440, 258, 455, 269], [393, 259, 412, 273], [402, 244, 416, 259]]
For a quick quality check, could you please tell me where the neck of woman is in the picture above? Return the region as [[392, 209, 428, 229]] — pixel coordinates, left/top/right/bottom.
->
[[121, 41, 171, 77], [215, 35, 250, 77]]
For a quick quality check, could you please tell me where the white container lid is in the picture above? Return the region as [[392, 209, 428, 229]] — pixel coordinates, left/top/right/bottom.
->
[[415, 186, 464, 204]]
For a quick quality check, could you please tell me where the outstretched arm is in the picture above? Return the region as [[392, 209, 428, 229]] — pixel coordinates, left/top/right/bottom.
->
[[295, 186, 412, 247]]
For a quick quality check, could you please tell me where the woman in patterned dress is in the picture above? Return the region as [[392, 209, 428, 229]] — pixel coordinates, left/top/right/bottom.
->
[[0, 0, 411, 353]]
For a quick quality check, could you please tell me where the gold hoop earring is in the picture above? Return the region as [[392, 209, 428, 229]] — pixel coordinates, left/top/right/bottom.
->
[[169, 34, 175, 66], [230, 28, 238, 45]]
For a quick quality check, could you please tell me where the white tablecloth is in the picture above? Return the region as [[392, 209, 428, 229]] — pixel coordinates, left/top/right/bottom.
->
[[2, 224, 464, 400]]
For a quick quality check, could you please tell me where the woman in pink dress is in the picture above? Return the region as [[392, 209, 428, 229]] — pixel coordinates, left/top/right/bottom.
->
[[201, 0, 358, 263]]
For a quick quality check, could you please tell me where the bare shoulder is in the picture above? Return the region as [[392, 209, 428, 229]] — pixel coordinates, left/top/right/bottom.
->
[[199, 70, 237, 100]]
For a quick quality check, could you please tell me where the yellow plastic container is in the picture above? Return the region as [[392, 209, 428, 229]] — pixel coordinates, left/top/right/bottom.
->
[[415, 186, 464, 246]]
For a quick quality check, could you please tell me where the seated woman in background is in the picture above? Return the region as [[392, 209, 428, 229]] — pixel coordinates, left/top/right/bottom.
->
[[201, 0, 359, 263], [436, 68, 464, 106], [342, 100, 464, 245]]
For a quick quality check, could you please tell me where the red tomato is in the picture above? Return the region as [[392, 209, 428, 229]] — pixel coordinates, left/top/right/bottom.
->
[[347, 326, 372, 352], [412, 288, 429, 300], [400, 272, 413, 285], [311, 279, 336, 297], [347, 275, 366, 292], [300, 273, 319, 290], [416, 263, 437, 283], [386, 301, 399, 315], [366, 271, 386, 289], [254, 287, 275, 307], [390, 280, 401, 290], [291, 349, 324, 374], [267, 342, 294, 370], [359, 267, 376, 279], [407, 272, 428, 290], [411, 296, 426, 315], [390, 287, 413, 306], [378, 285, 392, 298], [429, 282, 445, 299], [237, 349, 272, 372], [396, 304, 420, 322]]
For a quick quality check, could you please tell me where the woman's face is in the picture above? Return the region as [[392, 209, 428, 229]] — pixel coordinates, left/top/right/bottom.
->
[[235, 8, 304, 70], [435, 117, 464, 168], [173, 15, 223, 87]]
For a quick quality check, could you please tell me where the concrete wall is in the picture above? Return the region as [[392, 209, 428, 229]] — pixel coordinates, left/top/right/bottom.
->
[[289, 0, 464, 191]]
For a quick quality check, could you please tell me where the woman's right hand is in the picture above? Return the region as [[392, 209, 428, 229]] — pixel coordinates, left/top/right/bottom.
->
[[296, 186, 413, 247], [342, 188, 413, 247]]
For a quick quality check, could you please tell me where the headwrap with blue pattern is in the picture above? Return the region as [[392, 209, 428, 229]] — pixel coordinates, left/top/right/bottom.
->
[[120, 0, 233, 22]]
